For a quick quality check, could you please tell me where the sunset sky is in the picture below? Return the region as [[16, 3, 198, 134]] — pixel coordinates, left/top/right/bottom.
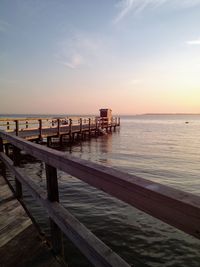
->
[[0, 0, 200, 115]]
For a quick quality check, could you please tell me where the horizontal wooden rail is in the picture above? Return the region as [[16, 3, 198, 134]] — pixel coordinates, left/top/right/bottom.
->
[[0, 117, 118, 123], [0, 152, 129, 267], [0, 117, 51, 122], [0, 131, 200, 239]]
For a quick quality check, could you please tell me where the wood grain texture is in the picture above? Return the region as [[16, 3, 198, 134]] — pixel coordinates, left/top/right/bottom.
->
[[0, 224, 62, 267], [0, 175, 32, 247], [0, 175, 63, 266]]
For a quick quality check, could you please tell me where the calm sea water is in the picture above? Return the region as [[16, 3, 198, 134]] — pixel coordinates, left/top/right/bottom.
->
[[4, 114, 200, 266]]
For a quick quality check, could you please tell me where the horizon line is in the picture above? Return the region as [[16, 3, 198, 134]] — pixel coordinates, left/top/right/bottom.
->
[[0, 112, 200, 117]]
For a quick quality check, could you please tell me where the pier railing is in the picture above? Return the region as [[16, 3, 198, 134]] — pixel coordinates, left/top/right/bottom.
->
[[0, 117, 120, 141], [0, 131, 200, 266], [0, 117, 120, 133]]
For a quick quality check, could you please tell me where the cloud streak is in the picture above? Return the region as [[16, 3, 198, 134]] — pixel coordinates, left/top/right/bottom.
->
[[59, 54, 83, 69], [186, 38, 200, 45], [113, 0, 200, 23], [57, 32, 102, 69]]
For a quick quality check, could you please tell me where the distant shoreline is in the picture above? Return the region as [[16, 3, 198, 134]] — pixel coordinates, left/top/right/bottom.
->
[[0, 113, 200, 117], [142, 113, 200, 116]]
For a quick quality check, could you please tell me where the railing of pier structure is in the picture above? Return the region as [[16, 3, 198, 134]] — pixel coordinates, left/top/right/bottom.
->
[[0, 117, 120, 141], [0, 131, 200, 267]]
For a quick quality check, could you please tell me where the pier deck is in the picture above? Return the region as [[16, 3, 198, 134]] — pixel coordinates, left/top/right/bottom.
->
[[0, 175, 61, 267]]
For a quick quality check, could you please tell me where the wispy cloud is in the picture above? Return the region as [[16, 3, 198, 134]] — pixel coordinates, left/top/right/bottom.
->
[[113, 0, 200, 23], [58, 53, 83, 69], [186, 38, 200, 45], [113, 0, 134, 24], [56, 32, 102, 69]]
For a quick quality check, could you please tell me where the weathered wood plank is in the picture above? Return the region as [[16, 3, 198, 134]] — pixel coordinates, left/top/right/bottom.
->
[[0, 224, 62, 267], [0, 153, 130, 267], [0, 176, 32, 247], [0, 177, 14, 203], [0, 174, 63, 267], [0, 183, 13, 201]]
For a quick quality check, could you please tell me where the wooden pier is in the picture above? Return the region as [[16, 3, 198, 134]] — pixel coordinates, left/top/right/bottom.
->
[[0, 116, 120, 144], [0, 118, 200, 266]]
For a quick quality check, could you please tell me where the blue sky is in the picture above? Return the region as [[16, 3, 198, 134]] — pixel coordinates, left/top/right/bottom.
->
[[1, 0, 200, 114]]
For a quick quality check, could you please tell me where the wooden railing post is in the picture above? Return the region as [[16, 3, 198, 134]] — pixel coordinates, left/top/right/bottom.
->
[[5, 143, 9, 156], [39, 119, 42, 140], [45, 164, 64, 256], [118, 117, 120, 126], [0, 137, 3, 152], [57, 119, 60, 137], [47, 137, 51, 147], [0, 137, 6, 178], [88, 118, 91, 136], [113, 117, 116, 131], [7, 121, 10, 131], [13, 146, 22, 198], [95, 118, 98, 135], [101, 118, 104, 129], [80, 118, 82, 134], [26, 121, 28, 129], [15, 120, 19, 136], [69, 119, 72, 140]]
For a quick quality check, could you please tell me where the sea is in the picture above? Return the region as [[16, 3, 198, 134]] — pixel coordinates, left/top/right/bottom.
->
[[1, 114, 200, 267]]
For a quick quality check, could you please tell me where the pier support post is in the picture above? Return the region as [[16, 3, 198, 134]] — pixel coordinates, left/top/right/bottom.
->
[[57, 119, 60, 137], [0, 138, 6, 178], [45, 164, 64, 256], [7, 121, 10, 131], [95, 118, 98, 136], [72, 133, 75, 142], [80, 118, 82, 138], [15, 120, 19, 136], [13, 146, 22, 199], [69, 119, 72, 142], [0, 138, 3, 152], [47, 137, 51, 147], [39, 119, 42, 140], [5, 143, 9, 156], [60, 135, 63, 146], [89, 118, 91, 137]]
